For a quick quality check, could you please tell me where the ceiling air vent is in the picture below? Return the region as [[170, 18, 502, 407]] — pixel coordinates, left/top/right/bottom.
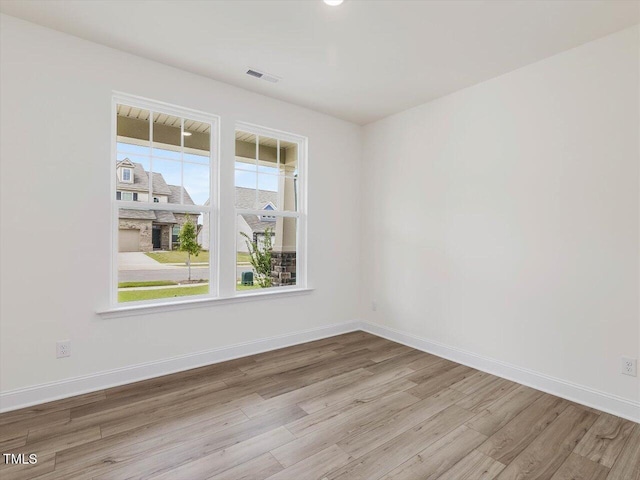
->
[[246, 68, 280, 84], [246, 69, 263, 78]]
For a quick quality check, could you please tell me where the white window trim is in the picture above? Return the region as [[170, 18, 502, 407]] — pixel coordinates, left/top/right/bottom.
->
[[100, 94, 310, 316], [109, 92, 220, 309]]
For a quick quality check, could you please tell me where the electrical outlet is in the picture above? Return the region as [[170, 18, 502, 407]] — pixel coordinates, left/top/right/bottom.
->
[[621, 357, 637, 377], [56, 341, 71, 358]]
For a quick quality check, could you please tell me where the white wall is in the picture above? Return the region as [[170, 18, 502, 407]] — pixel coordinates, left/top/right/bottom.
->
[[0, 15, 362, 402], [361, 26, 639, 414]]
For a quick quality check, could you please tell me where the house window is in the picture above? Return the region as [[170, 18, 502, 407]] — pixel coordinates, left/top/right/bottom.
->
[[235, 124, 306, 291], [121, 167, 132, 182], [172, 225, 180, 245], [113, 94, 217, 305]]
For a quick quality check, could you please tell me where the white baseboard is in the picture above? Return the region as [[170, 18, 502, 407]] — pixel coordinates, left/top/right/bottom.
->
[[0, 321, 361, 413], [361, 321, 640, 423], [3, 320, 638, 423]]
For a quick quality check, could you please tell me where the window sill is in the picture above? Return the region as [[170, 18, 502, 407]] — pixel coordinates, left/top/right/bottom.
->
[[97, 287, 314, 319]]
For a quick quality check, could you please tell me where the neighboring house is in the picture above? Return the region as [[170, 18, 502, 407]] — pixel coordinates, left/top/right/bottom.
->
[[236, 186, 279, 252], [199, 186, 278, 253], [117, 158, 198, 252]]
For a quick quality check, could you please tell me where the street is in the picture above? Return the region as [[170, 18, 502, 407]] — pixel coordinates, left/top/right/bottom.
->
[[118, 265, 254, 283]]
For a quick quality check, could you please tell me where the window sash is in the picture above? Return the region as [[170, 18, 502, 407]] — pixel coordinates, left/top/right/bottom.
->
[[234, 122, 307, 296], [111, 93, 219, 308]]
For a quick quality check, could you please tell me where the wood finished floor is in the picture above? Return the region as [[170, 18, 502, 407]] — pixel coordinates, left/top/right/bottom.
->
[[1, 331, 638, 480]]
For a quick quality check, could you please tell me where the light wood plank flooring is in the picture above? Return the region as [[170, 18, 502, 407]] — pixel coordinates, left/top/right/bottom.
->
[[1, 332, 638, 480]]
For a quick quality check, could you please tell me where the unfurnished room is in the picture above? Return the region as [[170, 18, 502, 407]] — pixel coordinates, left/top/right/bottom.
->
[[0, 1, 639, 479]]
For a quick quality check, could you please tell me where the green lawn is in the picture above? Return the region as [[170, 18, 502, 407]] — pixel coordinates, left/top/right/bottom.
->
[[236, 283, 261, 291], [118, 285, 209, 302], [145, 251, 209, 264], [237, 252, 252, 264], [145, 251, 252, 264], [118, 280, 178, 288]]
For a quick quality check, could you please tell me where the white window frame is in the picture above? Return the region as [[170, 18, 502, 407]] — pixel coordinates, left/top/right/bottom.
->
[[234, 121, 308, 295], [100, 96, 312, 317], [110, 92, 220, 308]]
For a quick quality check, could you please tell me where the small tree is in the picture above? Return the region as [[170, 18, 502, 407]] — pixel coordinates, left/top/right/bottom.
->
[[240, 228, 273, 288], [178, 215, 201, 281]]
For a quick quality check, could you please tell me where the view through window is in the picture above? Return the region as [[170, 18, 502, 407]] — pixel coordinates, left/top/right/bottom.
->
[[235, 128, 303, 292], [114, 102, 214, 304]]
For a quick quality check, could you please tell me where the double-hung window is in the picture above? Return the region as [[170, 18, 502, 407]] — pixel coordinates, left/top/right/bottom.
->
[[113, 94, 217, 305], [110, 94, 307, 310], [234, 123, 306, 292]]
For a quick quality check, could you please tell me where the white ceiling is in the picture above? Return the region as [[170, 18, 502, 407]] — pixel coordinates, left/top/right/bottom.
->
[[1, 0, 638, 125]]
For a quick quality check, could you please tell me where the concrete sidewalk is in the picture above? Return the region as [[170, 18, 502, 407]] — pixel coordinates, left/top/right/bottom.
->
[[118, 252, 175, 270]]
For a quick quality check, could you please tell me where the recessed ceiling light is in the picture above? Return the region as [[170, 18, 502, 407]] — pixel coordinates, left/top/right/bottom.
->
[[324, 0, 344, 5], [182, 132, 192, 136]]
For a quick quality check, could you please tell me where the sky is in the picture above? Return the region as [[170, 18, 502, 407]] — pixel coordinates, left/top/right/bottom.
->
[[117, 142, 279, 206]]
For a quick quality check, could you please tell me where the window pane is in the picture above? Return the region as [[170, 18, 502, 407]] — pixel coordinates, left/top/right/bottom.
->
[[257, 174, 280, 209], [235, 131, 257, 171], [183, 163, 210, 206], [184, 119, 210, 163], [118, 208, 209, 303], [235, 169, 257, 189], [258, 136, 279, 166], [151, 158, 181, 203], [236, 130, 257, 165], [117, 151, 150, 171], [117, 162, 147, 202], [278, 140, 298, 177], [117, 107, 151, 187], [236, 183, 281, 211], [279, 175, 298, 212], [236, 214, 297, 291], [234, 133, 300, 214], [153, 112, 181, 149], [243, 173, 297, 212], [117, 105, 150, 143], [151, 145, 181, 161]]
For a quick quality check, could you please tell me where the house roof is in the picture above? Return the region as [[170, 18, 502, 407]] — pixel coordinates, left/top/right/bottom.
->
[[235, 186, 277, 210], [118, 209, 157, 220], [155, 210, 177, 223], [243, 214, 277, 234], [117, 159, 196, 223], [168, 185, 195, 205], [116, 160, 173, 196], [235, 186, 279, 234], [118, 209, 202, 225]]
